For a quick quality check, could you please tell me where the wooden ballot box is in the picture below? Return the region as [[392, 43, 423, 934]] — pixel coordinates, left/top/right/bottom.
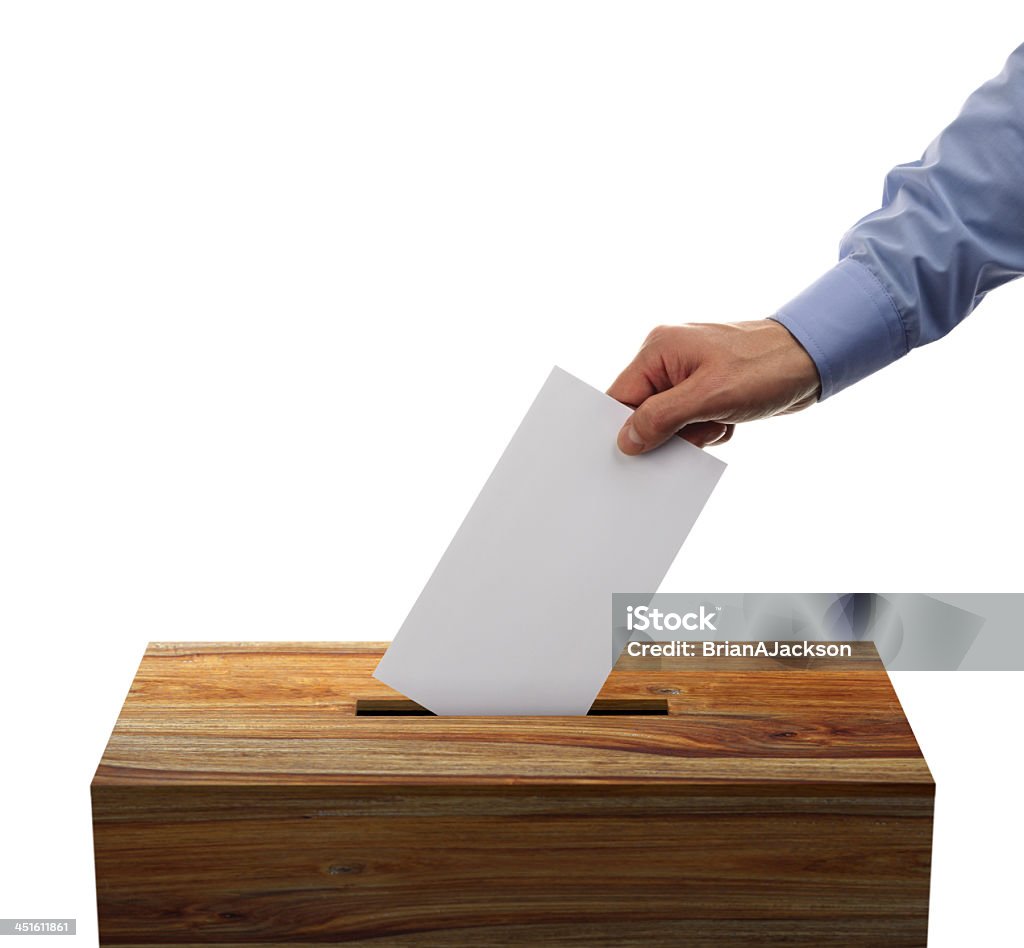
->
[[91, 642, 933, 946]]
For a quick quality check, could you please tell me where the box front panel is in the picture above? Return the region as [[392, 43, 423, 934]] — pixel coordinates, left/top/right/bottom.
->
[[93, 786, 932, 945]]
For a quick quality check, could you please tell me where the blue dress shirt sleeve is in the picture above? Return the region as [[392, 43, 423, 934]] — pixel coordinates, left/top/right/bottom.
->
[[771, 43, 1024, 399]]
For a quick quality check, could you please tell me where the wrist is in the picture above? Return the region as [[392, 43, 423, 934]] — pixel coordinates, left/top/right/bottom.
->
[[760, 318, 822, 402], [772, 258, 908, 399]]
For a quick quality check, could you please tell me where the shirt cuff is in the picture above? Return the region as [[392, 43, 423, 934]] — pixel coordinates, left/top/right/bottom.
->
[[770, 256, 909, 400]]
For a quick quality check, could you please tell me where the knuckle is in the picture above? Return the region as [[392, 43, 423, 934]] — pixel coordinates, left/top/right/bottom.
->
[[639, 401, 674, 437], [644, 323, 679, 346]]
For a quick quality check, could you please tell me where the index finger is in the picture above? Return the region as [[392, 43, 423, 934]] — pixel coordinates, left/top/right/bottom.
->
[[607, 352, 659, 408]]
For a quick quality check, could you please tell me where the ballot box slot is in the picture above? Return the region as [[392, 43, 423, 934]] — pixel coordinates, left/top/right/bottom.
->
[[354, 697, 670, 716]]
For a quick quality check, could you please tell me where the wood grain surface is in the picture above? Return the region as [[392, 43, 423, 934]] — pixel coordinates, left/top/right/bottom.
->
[[92, 641, 933, 945]]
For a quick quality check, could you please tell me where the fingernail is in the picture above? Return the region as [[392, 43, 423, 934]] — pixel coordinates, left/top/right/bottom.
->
[[619, 421, 645, 452]]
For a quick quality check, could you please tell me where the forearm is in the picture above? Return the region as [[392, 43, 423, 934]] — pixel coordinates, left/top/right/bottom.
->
[[773, 43, 1024, 399]]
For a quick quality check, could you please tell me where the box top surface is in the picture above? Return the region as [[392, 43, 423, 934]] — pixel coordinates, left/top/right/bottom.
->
[[93, 642, 931, 790]]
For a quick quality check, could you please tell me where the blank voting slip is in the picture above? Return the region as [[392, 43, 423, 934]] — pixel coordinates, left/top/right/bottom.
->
[[374, 366, 726, 715]]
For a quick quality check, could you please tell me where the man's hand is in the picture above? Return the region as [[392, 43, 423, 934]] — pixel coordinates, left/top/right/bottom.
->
[[608, 319, 821, 454]]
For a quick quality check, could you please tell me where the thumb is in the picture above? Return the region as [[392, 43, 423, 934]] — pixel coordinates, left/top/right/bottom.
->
[[617, 382, 709, 455]]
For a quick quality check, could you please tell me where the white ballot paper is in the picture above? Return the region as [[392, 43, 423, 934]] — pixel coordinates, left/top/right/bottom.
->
[[373, 366, 726, 715]]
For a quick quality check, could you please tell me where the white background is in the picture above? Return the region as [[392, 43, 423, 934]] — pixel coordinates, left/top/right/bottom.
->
[[2, 2, 1022, 943]]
